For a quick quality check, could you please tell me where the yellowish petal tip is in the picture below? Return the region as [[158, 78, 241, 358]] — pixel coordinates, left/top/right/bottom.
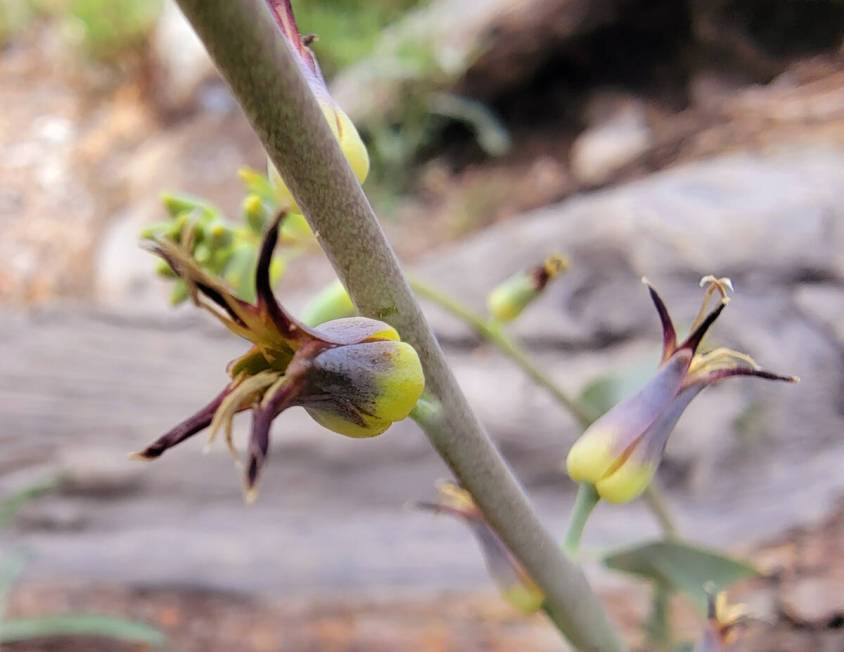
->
[[128, 452, 154, 463], [244, 488, 258, 505]]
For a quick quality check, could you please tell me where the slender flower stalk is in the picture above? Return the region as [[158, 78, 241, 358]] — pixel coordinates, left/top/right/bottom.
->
[[563, 483, 601, 554], [170, 2, 625, 649]]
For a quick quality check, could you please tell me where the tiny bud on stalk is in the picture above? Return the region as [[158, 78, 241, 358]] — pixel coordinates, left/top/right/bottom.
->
[[487, 255, 568, 322]]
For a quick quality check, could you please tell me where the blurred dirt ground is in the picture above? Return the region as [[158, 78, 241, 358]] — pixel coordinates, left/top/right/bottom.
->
[[6, 504, 844, 651]]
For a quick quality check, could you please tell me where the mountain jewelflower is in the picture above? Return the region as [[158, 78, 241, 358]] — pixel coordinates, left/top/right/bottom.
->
[[486, 254, 568, 323], [417, 482, 545, 614], [566, 276, 797, 504], [265, 0, 369, 210], [133, 214, 424, 501]]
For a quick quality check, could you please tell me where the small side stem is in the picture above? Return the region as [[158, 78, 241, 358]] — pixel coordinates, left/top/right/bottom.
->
[[564, 483, 600, 554], [645, 583, 672, 650], [410, 278, 595, 427], [643, 481, 679, 539]]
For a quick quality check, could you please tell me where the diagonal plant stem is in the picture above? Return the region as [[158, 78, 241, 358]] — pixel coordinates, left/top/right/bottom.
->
[[410, 278, 680, 537], [172, 1, 625, 650]]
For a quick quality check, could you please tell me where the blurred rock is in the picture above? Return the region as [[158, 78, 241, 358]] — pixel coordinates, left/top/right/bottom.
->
[[570, 92, 652, 185], [58, 446, 147, 497], [780, 576, 844, 626], [150, 1, 218, 114], [795, 283, 844, 345], [332, 0, 626, 126], [14, 500, 87, 532]]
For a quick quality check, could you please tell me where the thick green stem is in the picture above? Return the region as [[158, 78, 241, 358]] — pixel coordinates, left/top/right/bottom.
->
[[172, 2, 625, 650], [410, 278, 679, 538], [564, 483, 600, 554]]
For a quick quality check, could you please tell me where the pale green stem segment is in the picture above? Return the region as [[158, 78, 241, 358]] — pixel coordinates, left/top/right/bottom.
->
[[645, 583, 672, 650], [409, 278, 679, 538], [564, 483, 601, 554], [172, 2, 625, 650], [410, 278, 596, 427]]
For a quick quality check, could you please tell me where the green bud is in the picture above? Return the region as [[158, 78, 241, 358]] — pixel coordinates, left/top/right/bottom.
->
[[169, 279, 189, 305], [160, 193, 216, 220], [487, 255, 568, 322], [242, 194, 268, 235], [301, 279, 357, 326], [155, 259, 176, 278], [237, 167, 278, 206], [209, 223, 233, 249]]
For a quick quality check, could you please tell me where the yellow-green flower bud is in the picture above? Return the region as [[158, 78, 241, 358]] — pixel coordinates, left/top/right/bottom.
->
[[242, 194, 268, 235], [301, 279, 357, 326], [302, 333, 424, 438], [265, 0, 369, 212], [487, 255, 568, 322], [566, 277, 796, 504]]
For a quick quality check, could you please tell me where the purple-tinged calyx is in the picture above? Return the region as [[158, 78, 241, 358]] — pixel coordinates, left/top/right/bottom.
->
[[134, 214, 423, 501], [566, 276, 797, 504]]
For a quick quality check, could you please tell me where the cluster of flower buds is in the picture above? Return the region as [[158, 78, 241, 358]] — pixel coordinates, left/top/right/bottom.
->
[[265, 0, 369, 211], [144, 167, 317, 306], [566, 276, 797, 504], [486, 255, 568, 323], [417, 482, 545, 614], [133, 215, 425, 501], [695, 590, 748, 651]]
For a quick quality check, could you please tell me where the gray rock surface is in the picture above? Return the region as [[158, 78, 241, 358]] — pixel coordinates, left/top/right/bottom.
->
[[3, 147, 843, 598]]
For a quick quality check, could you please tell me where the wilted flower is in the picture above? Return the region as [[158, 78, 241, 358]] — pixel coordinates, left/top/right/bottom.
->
[[265, 0, 369, 210], [133, 214, 424, 501], [417, 482, 545, 614], [695, 590, 747, 651], [487, 254, 568, 323], [566, 276, 797, 504]]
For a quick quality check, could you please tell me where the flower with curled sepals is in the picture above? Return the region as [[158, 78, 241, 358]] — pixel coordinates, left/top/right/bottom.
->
[[133, 214, 424, 501], [566, 276, 797, 504], [265, 0, 369, 210], [417, 482, 545, 614]]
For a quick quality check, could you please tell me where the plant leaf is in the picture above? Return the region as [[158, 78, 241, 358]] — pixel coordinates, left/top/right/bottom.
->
[[603, 539, 757, 610], [578, 358, 657, 419], [0, 476, 63, 529], [0, 615, 166, 646]]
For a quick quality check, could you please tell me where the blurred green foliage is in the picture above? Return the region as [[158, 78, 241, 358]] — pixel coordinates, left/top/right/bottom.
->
[[295, 0, 424, 77], [0, 477, 167, 647], [64, 0, 164, 59], [0, 0, 162, 59]]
